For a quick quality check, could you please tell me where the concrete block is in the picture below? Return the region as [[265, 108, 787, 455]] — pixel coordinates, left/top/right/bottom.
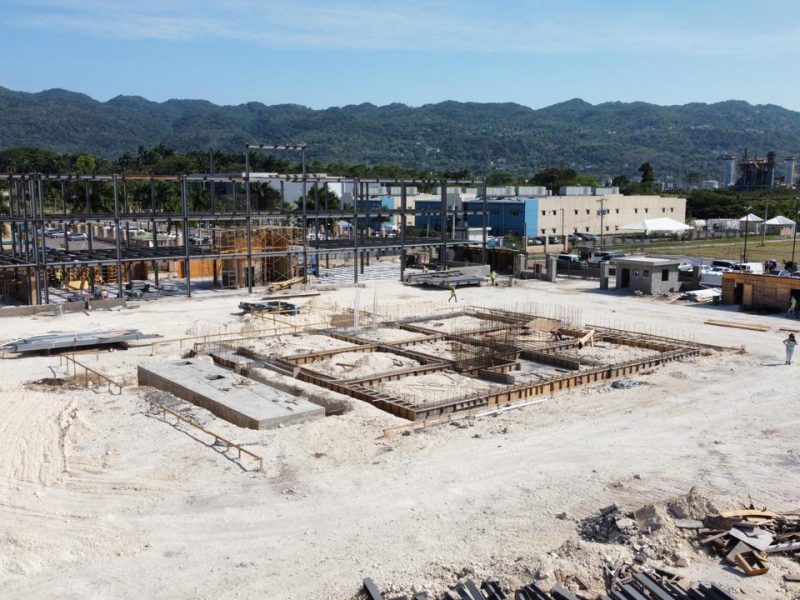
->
[[138, 359, 324, 429]]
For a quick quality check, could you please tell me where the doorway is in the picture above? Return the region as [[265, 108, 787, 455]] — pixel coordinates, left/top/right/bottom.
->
[[620, 268, 631, 288]]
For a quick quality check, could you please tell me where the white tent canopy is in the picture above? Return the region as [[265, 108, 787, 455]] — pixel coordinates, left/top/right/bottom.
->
[[740, 213, 764, 222], [765, 215, 796, 226], [619, 217, 692, 234]]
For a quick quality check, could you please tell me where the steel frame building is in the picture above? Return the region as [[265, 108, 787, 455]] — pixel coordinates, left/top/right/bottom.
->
[[0, 144, 491, 305]]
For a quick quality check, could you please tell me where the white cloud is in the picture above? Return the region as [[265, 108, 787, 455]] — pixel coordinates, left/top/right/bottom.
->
[[7, 0, 800, 57]]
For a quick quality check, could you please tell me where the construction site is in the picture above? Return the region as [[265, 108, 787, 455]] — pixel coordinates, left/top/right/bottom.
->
[[1, 154, 799, 600], [0, 157, 487, 305], [1, 269, 799, 600]]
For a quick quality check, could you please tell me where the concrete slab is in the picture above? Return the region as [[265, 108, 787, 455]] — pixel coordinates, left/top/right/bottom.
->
[[138, 359, 324, 430]]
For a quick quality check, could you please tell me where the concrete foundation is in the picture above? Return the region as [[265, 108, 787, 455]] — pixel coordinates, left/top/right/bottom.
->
[[138, 359, 324, 429]]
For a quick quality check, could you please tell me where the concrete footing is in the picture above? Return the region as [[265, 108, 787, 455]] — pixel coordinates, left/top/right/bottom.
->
[[138, 359, 324, 429]]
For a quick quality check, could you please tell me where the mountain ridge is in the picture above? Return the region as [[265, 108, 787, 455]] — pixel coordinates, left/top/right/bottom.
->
[[2, 86, 799, 177]]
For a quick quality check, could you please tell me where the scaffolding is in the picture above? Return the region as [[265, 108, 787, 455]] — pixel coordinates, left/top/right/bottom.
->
[[215, 225, 301, 289]]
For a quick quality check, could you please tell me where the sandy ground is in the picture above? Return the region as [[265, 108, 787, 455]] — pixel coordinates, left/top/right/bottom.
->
[[375, 371, 503, 406], [563, 342, 662, 365], [346, 327, 430, 343], [407, 340, 457, 360], [413, 315, 495, 334], [0, 279, 799, 600], [240, 333, 355, 358], [307, 350, 420, 380]]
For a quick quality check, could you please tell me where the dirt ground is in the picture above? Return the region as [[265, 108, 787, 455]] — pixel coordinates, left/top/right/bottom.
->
[[0, 278, 799, 600], [375, 371, 502, 406]]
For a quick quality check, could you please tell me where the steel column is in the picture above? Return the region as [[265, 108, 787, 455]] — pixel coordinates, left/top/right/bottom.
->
[[400, 183, 407, 281], [112, 175, 124, 299], [182, 175, 191, 298], [482, 184, 488, 265], [440, 182, 447, 270], [353, 179, 360, 284], [245, 146, 253, 293], [301, 147, 308, 284]]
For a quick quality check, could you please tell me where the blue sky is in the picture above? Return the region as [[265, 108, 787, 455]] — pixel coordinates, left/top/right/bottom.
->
[[3, 0, 800, 110]]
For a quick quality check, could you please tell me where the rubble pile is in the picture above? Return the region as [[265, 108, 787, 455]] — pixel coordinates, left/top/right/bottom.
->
[[578, 504, 640, 545], [678, 507, 800, 577]]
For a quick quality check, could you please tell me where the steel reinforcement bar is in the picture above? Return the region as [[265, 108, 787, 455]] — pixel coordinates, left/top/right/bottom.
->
[[409, 346, 700, 420]]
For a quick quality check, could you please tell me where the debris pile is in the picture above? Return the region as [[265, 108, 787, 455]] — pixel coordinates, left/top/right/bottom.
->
[[579, 505, 640, 545], [361, 569, 742, 600], [678, 507, 800, 577]]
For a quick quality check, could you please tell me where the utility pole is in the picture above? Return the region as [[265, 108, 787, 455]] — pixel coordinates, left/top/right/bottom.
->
[[761, 198, 769, 246], [742, 206, 752, 263], [597, 197, 608, 250], [560, 208, 566, 252], [792, 197, 799, 269]]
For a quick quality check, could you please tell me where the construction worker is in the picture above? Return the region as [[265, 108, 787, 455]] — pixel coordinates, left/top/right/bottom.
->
[[789, 296, 797, 318], [490, 270, 498, 286], [448, 284, 458, 303], [784, 333, 798, 365]]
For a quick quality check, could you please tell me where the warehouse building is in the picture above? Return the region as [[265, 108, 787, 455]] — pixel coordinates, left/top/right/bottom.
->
[[414, 191, 686, 240]]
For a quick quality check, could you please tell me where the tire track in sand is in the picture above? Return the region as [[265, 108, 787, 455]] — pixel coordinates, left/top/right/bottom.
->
[[0, 391, 75, 485]]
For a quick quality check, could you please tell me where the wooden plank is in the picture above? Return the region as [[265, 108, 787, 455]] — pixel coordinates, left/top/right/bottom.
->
[[734, 551, 769, 576], [705, 319, 771, 332]]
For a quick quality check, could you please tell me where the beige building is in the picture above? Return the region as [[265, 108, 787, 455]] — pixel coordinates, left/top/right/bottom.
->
[[536, 194, 686, 238]]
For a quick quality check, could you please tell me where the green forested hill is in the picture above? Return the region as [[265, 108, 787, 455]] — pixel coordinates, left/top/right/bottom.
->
[[2, 86, 799, 178]]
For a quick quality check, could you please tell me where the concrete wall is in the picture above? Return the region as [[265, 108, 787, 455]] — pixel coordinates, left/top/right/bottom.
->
[[0, 298, 126, 318], [616, 262, 680, 294]]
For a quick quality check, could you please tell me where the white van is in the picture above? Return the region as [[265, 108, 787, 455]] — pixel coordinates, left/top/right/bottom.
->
[[739, 262, 763, 274]]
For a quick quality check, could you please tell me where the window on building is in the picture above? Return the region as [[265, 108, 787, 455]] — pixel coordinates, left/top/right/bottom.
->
[[615, 226, 619, 231], [574, 209, 578, 215], [615, 209, 619, 214], [661, 269, 669, 281], [585, 227, 589, 232], [634, 208, 639, 213], [670, 208, 674, 212], [645, 208, 649, 213], [585, 209, 590, 215], [541, 228, 546, 234], [662, 208, 666, 213], [605, 226, 610, 231], [542, 210, 546, 216], [573, 227, 578, 233], [552, 210, 557, 215], [551, 228, 557, 233]]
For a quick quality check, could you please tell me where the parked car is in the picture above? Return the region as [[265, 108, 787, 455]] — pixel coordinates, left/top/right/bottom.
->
[[67, 232, 87, 241], [588, 251, 625, 265], [527, 237, 544, 246], [556, 253, 587, 269], [580, 233, 599, 241], [711, 259, 741, 271], [47, 230, 66, 238]]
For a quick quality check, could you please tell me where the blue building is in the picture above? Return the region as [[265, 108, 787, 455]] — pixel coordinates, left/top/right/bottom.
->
[[414, 198, 539, 238]]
